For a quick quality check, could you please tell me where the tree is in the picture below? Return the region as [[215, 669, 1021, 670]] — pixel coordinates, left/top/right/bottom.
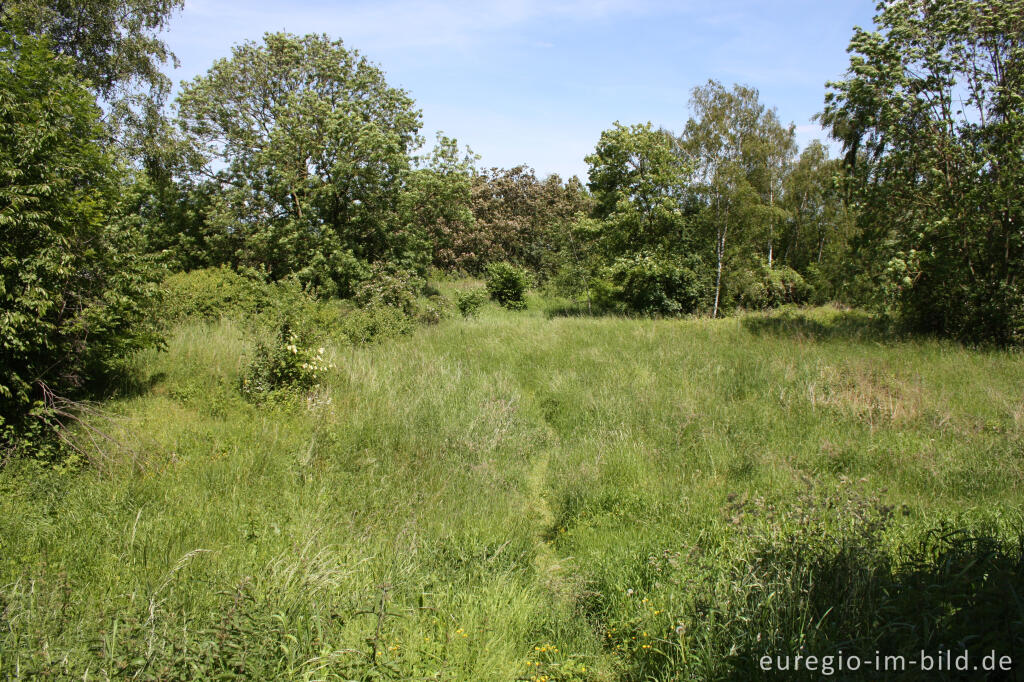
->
[[469, 165, 545, 273], [580, 122, 709, 315], [1, 0, 196, 273], [753, 110, 797, 269], [535, 173, 594, 282], [820, 0, 1024, 343], [403, 134, 478, 273], [0, 0, 182, 100], [682, 82, 786, 316], [585, 122, 692, 258], [1, 0, 184, 167], [175, 33, 425, 297], [779, 142, 858, 300], [0, 33, 160, 453]]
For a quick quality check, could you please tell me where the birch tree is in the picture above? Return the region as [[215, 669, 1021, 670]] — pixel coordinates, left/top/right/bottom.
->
[[682, 82, 776, 317]]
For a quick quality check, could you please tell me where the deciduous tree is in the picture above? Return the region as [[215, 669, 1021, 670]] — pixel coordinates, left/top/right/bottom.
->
[[586, 122, 692, 258], [820, 0, 1024, 342], [0, 33, 160, 452], [175, 33, 425, 297]]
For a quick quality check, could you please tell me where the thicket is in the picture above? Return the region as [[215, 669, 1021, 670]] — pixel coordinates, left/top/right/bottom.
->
[[820, 0, 1024, 344], [0, 32, 162, 458], [455, 289, 487, 318], [596, 253, 707, 316], [173, 33, 426, 297]]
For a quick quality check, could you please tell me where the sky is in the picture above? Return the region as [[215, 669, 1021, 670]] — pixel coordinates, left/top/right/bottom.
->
[[164, 0, 878, 180]]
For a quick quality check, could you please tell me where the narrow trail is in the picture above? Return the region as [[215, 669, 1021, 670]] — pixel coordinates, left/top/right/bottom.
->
[[525, 447, 569, 598]]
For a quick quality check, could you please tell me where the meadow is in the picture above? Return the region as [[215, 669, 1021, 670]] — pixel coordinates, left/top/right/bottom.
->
[[2, 289, 1023, 680]]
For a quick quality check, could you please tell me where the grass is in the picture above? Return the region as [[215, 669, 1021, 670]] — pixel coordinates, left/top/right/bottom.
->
[[1, 296, 1023, 680]]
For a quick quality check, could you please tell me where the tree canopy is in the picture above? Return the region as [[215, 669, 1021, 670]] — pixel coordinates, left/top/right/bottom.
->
[[681, 81, 797, 316], [0, 0, 182, 99], [175, 32, 425, 296], [586, 122, 692, 258]]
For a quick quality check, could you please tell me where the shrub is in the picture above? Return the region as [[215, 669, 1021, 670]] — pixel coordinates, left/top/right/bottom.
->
[[455, 289, 487, 317], [353, 265, 425, 316], [599, 253, 706, 315], [239, 323, 333, 402], [485, 262, 530, 310], [162, 267, 276, 323], [891, 270, 1024, 346], [0, 33, 161, 454], [417, 295, 453, 325], [733, 263, 813, 310], [336, 305, 415, 345]]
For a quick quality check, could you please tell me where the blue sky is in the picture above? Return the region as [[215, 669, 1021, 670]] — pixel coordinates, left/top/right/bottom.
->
[[164, 0, 877, 180]]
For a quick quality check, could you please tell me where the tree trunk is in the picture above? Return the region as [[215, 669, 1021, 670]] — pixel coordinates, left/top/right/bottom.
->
[[714, 222, 727, 318]]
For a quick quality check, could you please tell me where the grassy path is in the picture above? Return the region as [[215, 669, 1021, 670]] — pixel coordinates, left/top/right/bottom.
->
[[2, 306, 1023, 679], [526, 447, 577, 606]]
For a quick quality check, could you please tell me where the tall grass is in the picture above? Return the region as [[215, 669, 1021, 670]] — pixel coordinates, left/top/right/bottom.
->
[[1, 301, 1022, 680]]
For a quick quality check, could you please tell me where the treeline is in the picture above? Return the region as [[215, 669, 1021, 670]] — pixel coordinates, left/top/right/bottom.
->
[[2, 0, 1023, 453], [142, 36, 854, 315]]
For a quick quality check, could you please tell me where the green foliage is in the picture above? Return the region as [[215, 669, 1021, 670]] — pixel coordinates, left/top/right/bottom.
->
[[779, 141, 856, 288], [821, 0, 1024, 344], [336, 305, 415, 345], [585, 487, 1024, 680], [573, 87, 854, 320], [455, 289, 487, 318], [682, 81, 798, 317], [598, 252, 707, 315], [485, 262, 530, 310], [0, 0, 186, 180], [416, 294, 453, 326], [239, 323, 333, 402], [731, 263, 813, 310], [0, 32, 161, 449], [158, 266, 422, 349], [161, 267, 276, 323], [175, 32, 425, 297], [352, 264, 425, 316], [404, 134, 479, 273], [0, 0, 182, 101], [586, 122, 692, 257]]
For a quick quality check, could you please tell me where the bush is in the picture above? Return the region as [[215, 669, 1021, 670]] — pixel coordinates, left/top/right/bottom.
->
[[336, 305, 415, 345], [353, 265, 425, 316], [162, 267, 277, 323], [733, 263, 813, 310], [891, 270, 1024, 346], [455, 289, 487, 317], [417, 295, 453, 326], [239, 323, 334, 402], [599, 253, 706, 315], [485, 262, 530, 310], [0, 34, 161, 454]]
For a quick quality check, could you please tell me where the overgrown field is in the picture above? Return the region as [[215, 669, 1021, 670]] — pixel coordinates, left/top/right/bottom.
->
[[2, 298, 1023, 680]]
